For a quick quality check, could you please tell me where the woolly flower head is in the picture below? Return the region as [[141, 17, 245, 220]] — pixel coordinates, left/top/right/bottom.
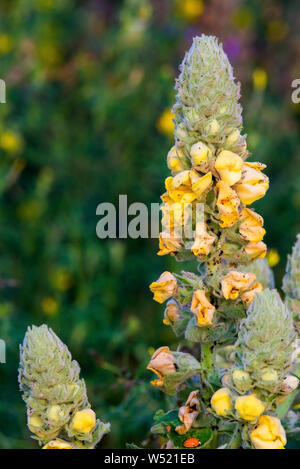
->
[[237, 290, 296, 390], [19, 325, 110, 449], [173, 35, 246, 154]]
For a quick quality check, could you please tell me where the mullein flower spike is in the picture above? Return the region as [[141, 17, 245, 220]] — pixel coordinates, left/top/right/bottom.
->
[[148, 35, 296, 449], [19, 325, 110, 449]]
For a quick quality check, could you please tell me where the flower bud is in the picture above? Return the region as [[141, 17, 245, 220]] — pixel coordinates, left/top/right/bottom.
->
[[250, 415, 286, 449], [232, 369, 252, 393], [226, 129, 240, 146], [71, 409, 96, 434], [235, 394, 265, 421], [190, 141, 210, 166], [211, 388, 233, 416], [259, 369, 278, 388], [281, 375, 299, 394], [167, 146, 189, 174], [47, 405, 66, 423], [206, 118, 220, 135]]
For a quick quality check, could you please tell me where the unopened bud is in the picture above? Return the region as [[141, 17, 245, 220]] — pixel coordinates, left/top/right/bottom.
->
[[232, 369, 252, 392], [206, 119, 220, 135], [190, 141, 211, 166], [260, 369, 278, 388], [226, 129, 240, 146]]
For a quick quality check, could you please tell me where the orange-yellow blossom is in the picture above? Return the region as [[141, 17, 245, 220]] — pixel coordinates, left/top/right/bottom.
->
[[176, 390, 200, 435], [216, 181, 240, 228], [149, 271, 178, 303], [147, 346, 176, 387], [215, 150, 243, 186], [235, 162, 269, 205], [191, 223, 216, 256], [239, 208, 266, 243], [245, 241, 267, 259], [250, 415, 286, 449], [241, 281, 263, 306], [190, 289, 215, 326], [222, 271, 257, 300]]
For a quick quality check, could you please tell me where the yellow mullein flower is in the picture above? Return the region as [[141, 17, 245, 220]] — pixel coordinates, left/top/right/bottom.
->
[[71, 409, 96, 434], [235, 162, 269, 205], [176, 390, 200, 435], [211, 388, 233, 416], [190, 289, 215, 326], [235, 394, 265, 421], [149, 272, 178, 304], [191, 223, 216, 256], [239, 208, 266, 243], [161, 202, 185, 229], [190, 141, 211, 167], [216, 181, 240, 228], [190, 170, 213, 197], [147, 346, 176, 387], [241, 282, 263, 306], [43, 439, 73, 450], [250, 415, 286, 449], [165, 174, 196, 204], [163, 299, 181, 326], [221, 271, 256, 300], [157, 109, 175, 137], [245, 241, 267, 259], [0, 131, 23, 154], [167, 145, 188, 174], [252, 68, 268, 91], [157, 232, 182, 256], [0, 34, 13, 54], [215, 150, 243, 186], [267, 249, 280, 267]]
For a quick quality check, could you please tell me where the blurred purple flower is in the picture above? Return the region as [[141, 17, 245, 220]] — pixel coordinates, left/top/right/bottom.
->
[[223, 36, 241, 61]]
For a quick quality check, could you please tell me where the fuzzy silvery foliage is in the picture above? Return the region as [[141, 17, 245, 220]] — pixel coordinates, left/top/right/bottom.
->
[[283, 235, 300, 300], [237, 290, 297, 387], [173, 35, 246, 155], [19, 325, 110, 448]]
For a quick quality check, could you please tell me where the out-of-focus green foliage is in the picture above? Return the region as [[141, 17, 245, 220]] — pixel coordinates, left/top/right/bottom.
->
[[0, 0, 299, 449]]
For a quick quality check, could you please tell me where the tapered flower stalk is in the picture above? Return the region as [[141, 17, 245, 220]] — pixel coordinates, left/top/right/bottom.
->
[[19, 325, 110, 449], [148, 35, 297, 449]]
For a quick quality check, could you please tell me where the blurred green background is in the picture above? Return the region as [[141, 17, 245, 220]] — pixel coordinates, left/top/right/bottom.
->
[[0, 0, 299, 449]]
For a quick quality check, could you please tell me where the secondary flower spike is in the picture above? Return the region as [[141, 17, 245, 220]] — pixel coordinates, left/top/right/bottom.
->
[[19, 325, 110, 449]]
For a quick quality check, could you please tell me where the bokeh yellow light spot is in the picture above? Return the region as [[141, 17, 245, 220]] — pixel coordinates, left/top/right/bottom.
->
[[176, 0, 204, 22], [0, 131, 23, 154], [267, 249, 280, 267], [252, 68, 268, 91], [267, 20, 289, 43], [0, 34, 13, 54], [41, 297, 59, 315], [156, 109, 175, 137]]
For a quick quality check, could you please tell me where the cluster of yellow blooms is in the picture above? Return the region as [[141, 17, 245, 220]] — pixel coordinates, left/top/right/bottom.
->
[[158, 139, 269, 262], [147, 36, 296, 450]]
